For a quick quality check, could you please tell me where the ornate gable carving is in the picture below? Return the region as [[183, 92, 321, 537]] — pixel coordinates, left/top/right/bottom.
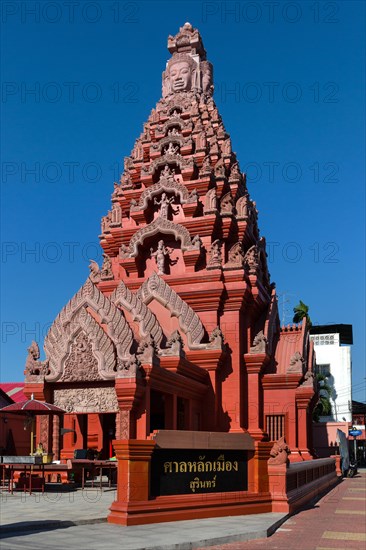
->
[[44, 277, 134, 381], [137, 273, 204, 349], [122, 217, 194, 258], [51, 307, 116, 382], [111, 281, 163, 346], [53, 386, 118, 413], [60, 330, 100, 382], [130, 176, 190, 212]]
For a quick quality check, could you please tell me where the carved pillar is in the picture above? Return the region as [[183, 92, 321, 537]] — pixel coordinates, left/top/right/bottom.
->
[[296, 388, 314, 460], [52, 415, 60, 460], [244, 353, 269, 441], [115, 376, 145, 439], [108, 440, 156, 526]]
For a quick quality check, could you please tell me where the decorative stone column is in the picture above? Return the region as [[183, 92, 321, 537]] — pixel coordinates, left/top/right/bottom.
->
[[108, 439, 156, 526], [244, 352, 270, 441], [115, 373, 145, 439], [296, 386, 315, 460]]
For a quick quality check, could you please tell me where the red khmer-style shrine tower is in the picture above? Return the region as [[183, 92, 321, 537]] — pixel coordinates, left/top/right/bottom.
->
[[23, 23, 318, 524]]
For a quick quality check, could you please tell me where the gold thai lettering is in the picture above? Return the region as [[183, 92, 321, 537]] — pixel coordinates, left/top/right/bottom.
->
[[164, 461, 172, 474], [190, 477, 200, 493], [197, 461, 205, 472], [189, 474, 217, 493], [163, 455, 239, 476]]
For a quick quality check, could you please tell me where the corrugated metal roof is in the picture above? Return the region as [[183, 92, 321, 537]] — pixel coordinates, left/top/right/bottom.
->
[[0, 383, 27, 403]]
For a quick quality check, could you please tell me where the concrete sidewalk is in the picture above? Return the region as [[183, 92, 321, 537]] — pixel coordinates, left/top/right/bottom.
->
[[199, 471, 366, 550], [0, 486, 287, 549]]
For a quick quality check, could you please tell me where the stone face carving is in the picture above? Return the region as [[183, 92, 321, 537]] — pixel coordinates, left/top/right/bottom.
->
[[250, 331, 268, 354], [137, 273, 204, 349], [101, 253, 113, 281], [111, 280, 163, 346], [207, 239, 222, 270], [165, 53, 197, 95], [268, 436, 290, 465], [24, 341, 48, 378], [163, 24, 213, 98], [150, 240, 173, 275], [288, 351, 304, 373], [224, 242, 244, 270], [60, 331, 101, 382], [44, 277, 134, 381], [53, 387, 118, 413]]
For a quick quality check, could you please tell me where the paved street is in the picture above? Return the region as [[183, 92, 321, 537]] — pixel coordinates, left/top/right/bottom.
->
[[197, 471, 366, 550], [0, 473, 365, 549]]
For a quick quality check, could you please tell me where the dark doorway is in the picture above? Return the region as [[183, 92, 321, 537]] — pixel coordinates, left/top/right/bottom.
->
[[102, 414, 116, 459], [76, 414, 88, 449]]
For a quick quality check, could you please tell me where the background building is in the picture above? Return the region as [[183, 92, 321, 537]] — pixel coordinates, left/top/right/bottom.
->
[[310, 324, 353, 422]]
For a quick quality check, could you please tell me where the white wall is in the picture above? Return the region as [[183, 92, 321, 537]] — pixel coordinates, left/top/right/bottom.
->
[[310, 333, 352, 423]]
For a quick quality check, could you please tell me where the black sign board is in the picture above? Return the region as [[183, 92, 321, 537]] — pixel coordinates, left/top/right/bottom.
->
[[150, 449, 248, 497]]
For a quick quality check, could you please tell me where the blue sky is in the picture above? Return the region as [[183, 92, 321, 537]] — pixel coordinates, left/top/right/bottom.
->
[[1, 1, 365, 401]]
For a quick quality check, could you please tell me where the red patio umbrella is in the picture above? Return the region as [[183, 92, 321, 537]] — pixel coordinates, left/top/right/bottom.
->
[[0, 394, 65, 455]]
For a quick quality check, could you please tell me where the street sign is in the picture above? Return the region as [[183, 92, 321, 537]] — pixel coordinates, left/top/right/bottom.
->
[[349, 429, 362, 437]]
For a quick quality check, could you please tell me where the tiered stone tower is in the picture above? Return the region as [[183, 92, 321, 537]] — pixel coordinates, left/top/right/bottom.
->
[[23, 23, 317, 524]]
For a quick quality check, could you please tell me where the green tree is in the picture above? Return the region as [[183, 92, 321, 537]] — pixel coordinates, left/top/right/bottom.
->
[[293, 300, 312, 327], [313, 374, 332, 422]]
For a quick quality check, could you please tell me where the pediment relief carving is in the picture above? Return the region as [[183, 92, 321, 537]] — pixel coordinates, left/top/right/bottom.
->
[[111, 281, 163, 347], [137, 273, 204, 349], [130, 177, 191, 213], [44, 277, 134, 381], [120, 217, 194, 258]]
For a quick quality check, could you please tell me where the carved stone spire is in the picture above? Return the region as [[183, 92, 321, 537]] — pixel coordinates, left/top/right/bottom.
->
[[163, 23, 213, 97]]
